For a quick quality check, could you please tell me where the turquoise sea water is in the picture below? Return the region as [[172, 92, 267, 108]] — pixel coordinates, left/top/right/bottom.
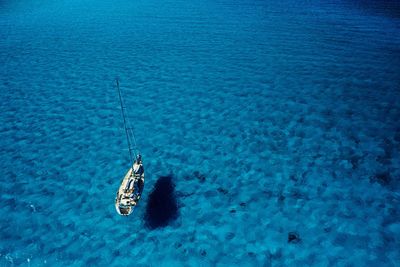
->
[[1, 0, 400, 265]]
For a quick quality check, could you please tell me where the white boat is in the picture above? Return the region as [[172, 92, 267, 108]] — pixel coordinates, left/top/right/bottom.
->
[[114, 79, 145, 216], [115, 156, 145, 216]]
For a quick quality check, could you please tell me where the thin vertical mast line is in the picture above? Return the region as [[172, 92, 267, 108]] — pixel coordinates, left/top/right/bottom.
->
[[116, 78, 135, 165]]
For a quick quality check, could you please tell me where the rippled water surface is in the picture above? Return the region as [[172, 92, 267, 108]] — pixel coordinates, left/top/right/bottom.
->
[[1, 0, 400, 265]]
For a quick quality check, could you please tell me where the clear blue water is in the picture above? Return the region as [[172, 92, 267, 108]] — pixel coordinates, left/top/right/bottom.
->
[[1, 0, 400, 265]]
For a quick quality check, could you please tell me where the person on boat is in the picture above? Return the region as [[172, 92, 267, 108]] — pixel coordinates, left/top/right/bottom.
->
[[132, 154, 141, 172], [136, 154, 142, 164], [133, 154, 144, 175]]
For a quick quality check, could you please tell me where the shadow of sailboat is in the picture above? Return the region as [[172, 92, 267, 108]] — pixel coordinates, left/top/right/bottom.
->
[[144, 175, 178, 229]]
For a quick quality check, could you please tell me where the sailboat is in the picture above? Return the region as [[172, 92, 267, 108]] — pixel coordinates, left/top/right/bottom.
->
[[114, 79, 145, 216]]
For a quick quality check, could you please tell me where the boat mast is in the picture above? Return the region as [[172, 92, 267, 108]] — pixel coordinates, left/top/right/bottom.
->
[[116, 78, 136, 166]]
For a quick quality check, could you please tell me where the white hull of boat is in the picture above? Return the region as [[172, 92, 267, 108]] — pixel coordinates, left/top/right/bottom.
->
[[115, 161, 145, 216]]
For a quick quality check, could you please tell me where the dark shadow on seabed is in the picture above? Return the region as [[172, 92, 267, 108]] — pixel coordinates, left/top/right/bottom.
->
[[144, 175, 178, 229]]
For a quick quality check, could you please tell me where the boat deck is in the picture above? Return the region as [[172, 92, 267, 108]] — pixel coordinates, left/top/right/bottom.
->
[[115, 161, 145, 215]]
